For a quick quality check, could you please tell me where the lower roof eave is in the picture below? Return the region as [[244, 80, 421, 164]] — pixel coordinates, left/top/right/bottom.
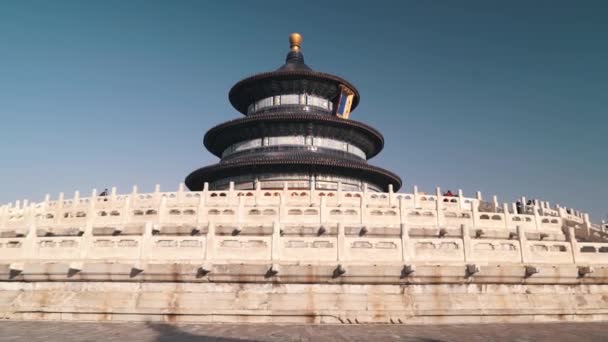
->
[[185, 157, 402, 192]]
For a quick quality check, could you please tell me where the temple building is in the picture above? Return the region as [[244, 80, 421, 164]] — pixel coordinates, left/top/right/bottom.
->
[[1, 33, 607, 325], [186, 33, 402, 192]]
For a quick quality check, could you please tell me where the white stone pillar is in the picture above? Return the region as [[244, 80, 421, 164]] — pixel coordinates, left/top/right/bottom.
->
[[503, 203, 510, 230], [237, 195, 244, 231], [279, 186, 286, 223], [282, 181, 289, 201], [123, 190, 132, 226], [568, 227, 579, 264], [319, 196, 326, 226], [271, 220, 281, 264], [140, 222, 153, 262], [337, 181, 343, 206], [0, 205, 8, 229], [458, 189, 465, 210], [360, 186, 368, 225], [337, 222, 345, 262], [517, 225, 529, 263], [309, 175, 315, 205], [255, 180, 261, 206], [202, 182, 209, 206], [177, 182, 185, 202], [43, 194, 50, 211], [205, 222, 215, 262], [462, 224, 472, 263], [435, 187, 444, 228], [197, 186, 207, 226], [228, 181, 235, 201], [158, 196, 167, 228], [400, 222, 411, 262], [471, 201, 479, 229], [532, 199, 541, 232], [23, 219, 37, 261], [58, 192, 65, 211]]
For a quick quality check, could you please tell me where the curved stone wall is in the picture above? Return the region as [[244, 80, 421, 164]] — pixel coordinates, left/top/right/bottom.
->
[[1, 184, 607, 324]]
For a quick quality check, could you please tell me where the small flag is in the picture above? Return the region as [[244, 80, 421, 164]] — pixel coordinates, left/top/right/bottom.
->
[[336, 85, 354, 119]]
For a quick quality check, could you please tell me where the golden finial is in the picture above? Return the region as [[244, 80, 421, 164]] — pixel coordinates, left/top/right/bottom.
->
[[289, 32, 302, 52]]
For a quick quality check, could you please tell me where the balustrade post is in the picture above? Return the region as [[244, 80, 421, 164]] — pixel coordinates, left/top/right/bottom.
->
[[360, 185, 368, 225], [282, 181, 288, 200], [567, 227, 579, 264], [471, 201, 479, 229], [279, 186, 286, 223], [78, 189, 97, 261], [86, 189, 97, 235], [517, 225, 529, 263], [205, 222, 215, 262], [21, 200, 32, 233], [177, 182, 185, 202], [0, 205, 7, 229], [309, 175, 315, 203], [202, 182, 209, 206], [197, 186, 207, 226], [337, 222, 345, 263], [58, 192, 64, 211], [237, 195, 244, 230], [319, 196, 326, 226], [400, 222, 411, 262], [255, 180, 261, 206], [503, 203, 510, 230], [271, 220, 281, 265], [398, 196, 407, 225], [436, 186, 442, 205], [123, 190, 132, 227], [533, 202, 541, 231], [228, 181, 235, 201], [140, 222, 153, 262], [154, 184, 161, 204], [435, 187, 444, 227], [461, 224, 472, 263], [23, 202, 37, 261], [158, 196, 167, 228], [413, 185, 419, 209]]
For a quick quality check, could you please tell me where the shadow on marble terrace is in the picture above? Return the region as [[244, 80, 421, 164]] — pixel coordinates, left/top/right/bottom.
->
[[145, 321, 447, 342], [146, 322, 260, 342]]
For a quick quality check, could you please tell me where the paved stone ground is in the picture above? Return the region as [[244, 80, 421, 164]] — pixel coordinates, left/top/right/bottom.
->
[[0, 321, 606, 341]]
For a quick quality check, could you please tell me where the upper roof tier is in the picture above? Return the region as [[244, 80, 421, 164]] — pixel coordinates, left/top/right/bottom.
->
[[228, 33, 360, 115]]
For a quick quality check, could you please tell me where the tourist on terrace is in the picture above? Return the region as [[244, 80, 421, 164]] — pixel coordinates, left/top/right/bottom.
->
[[516, 201, 523, 214]]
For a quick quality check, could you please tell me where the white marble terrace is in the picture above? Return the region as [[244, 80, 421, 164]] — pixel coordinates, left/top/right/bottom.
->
[[1, 182, 607, 272]]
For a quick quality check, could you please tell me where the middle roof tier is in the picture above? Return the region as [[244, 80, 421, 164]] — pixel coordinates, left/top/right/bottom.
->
[[204, 112, 385, 160]]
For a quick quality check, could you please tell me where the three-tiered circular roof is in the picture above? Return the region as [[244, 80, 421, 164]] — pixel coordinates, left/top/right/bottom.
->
[[185, 33, 402, 192]]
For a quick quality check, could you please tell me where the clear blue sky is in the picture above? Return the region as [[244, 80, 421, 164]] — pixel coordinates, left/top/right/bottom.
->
[[0, 1, 606, 221]]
